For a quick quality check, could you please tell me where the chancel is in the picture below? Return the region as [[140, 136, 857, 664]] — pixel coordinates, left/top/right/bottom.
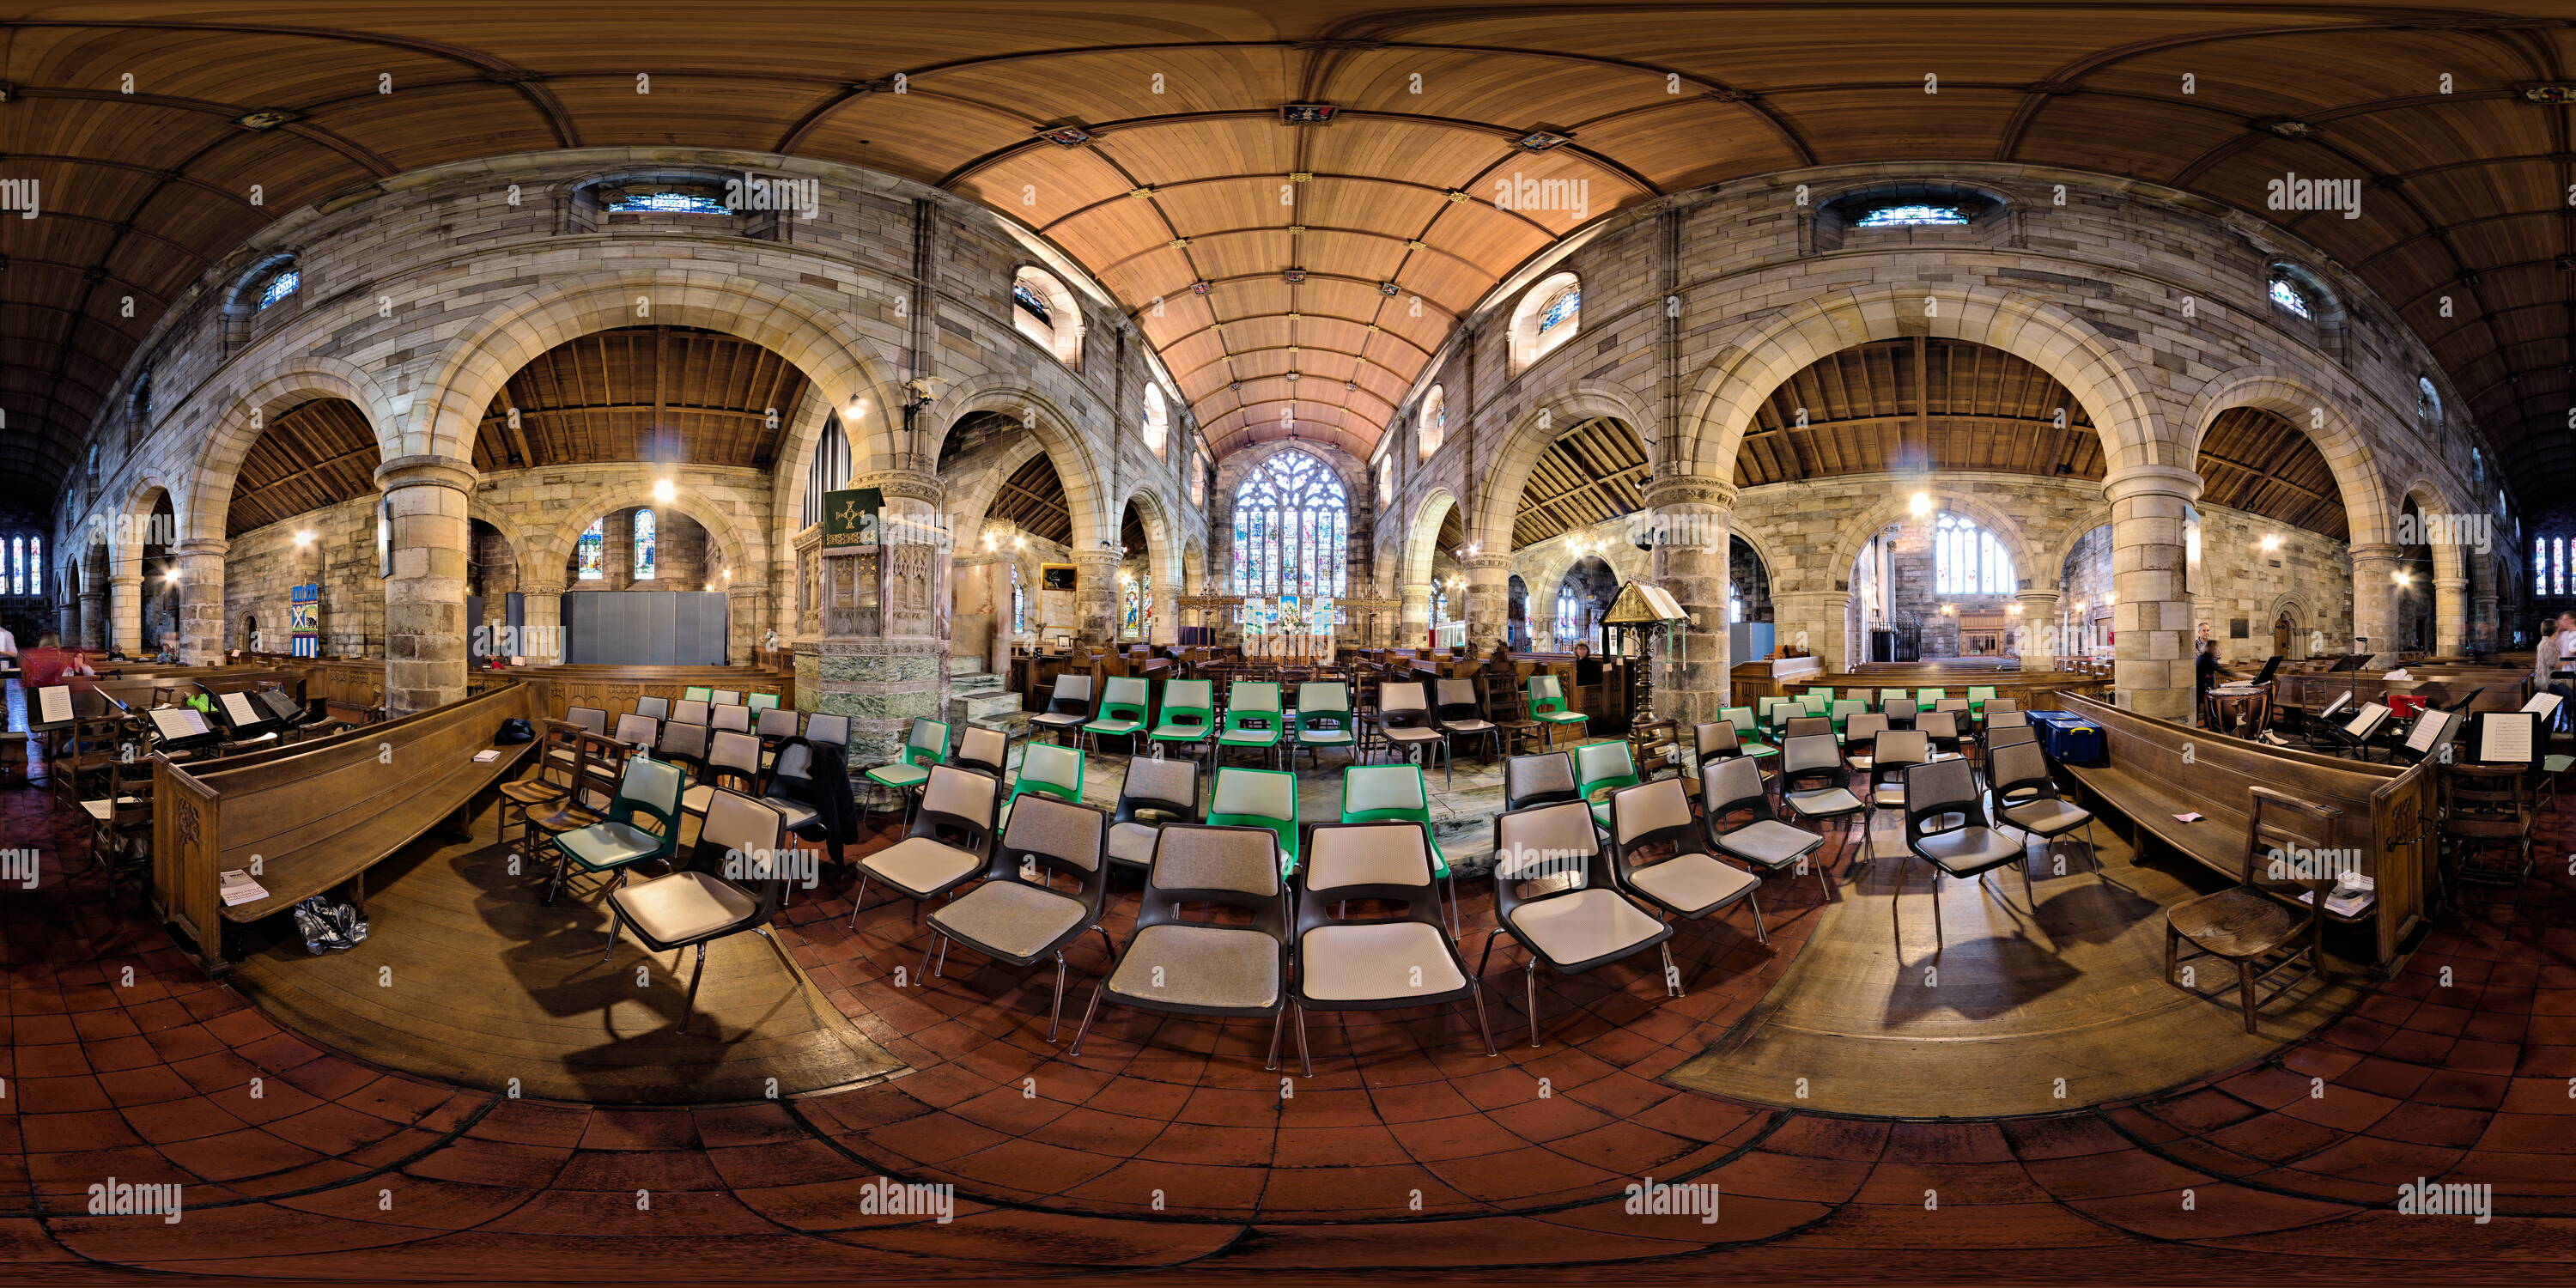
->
[[7, 4, 2573, 1285]]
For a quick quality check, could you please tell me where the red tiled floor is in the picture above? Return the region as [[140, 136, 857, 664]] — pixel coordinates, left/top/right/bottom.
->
[[9, 761, 2576, 1282]]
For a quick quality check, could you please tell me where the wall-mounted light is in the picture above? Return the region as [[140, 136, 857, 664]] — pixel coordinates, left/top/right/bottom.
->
[[1012, 535, 1026, 549], [164, 568, 182, 584], [2072, 600, 2087, 613], [2104, 592, 2117, 606], [1909, 491, 1931, 517], [702, 582, 714, 592], [2007, 603, 2024, 617], [2391, 568, 2411, 586], [720, 568, 732, 580], [845, 396, 870, 422], [293, 530, 315, 547], [653, 479, 676, 503], [2259, 534, 2282, 552]]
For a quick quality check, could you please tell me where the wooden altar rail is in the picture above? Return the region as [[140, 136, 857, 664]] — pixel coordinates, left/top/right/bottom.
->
[[1730, 664, 2110, 713], [151, 681, 542, 975], [2057, 693, 2433, 971]]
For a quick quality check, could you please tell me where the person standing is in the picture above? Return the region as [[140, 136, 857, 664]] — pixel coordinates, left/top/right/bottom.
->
[[2544, 612, 2576, 732]]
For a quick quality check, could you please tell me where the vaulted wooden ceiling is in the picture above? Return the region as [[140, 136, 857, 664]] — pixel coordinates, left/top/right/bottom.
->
[[225, 398, 380, 538], [8, 3, 2567, 507], [2197, 406, 2350, 541], [473, 327, 805, 471], [1742, 338, 2104, 487], [989, 453, 1072, 546], [1512, 416, 1649, 548]]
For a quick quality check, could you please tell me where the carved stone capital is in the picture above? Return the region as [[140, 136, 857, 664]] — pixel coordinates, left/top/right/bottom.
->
[[851, 468, 944, 504], [374, 454, 477, 494], [1643, 475, 1738, 510]]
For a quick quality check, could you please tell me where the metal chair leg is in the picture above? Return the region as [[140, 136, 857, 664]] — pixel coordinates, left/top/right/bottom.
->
[[677, 941, 707, 1035], [846, 873, 873, 931], [1293, 1000, 1314, 1078], [1264, 1006, 1286, 1072], [1747, 891, 1770, 945], [915, 932, 939, 988], [1474, 927, 1503, 977], [1467, 981, 1498, 1057], [1525, 962, 1543, 1046], [1066, 983, 1107, 1055], [1659, 940, 1683, 998], [601, 903, 623, 963], [1047, 953, 1068, 1042]]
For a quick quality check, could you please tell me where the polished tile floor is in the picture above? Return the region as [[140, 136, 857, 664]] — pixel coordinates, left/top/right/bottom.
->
[[5, 732, 2573, 1281]]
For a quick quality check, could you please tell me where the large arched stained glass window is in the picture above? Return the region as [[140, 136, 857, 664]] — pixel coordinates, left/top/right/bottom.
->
[[1933, 512, 2015, 595], [577, 519, 606, 580], [1230, 450, 1348, 599], [633, 509, 657, 580]]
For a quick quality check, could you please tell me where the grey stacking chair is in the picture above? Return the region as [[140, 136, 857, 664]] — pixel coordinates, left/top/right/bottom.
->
[[1902, 756, 2030, 950], [1477, 800, 1678, 1048], [1031, 673, 1093, 745], [710, 689, 743, 707], [1778, 732, 1869, 862], [1109, 756, 1200, 874], [568, 706, 610, 735], [917, 793, 1113, 1042], [1069, 823, 1289, 1065], [803, 713, 851, 748], [1607, 777, 1767, 979], [634, 696, 670, 722], [654, 719, 710, 780], [1843, 713, 1891, 770], [671, 699, 712, 727], [712, 703, 753, 735], [683, 730, 762, 816], [1433, 677, 1502, 769], [1371, 681, 1447, 776], [1989, 737, 2099, 872], [1288, 822, 1497, 1076], [850, 765, 1001, 929], [955, 725, 1012, 778], [1504, 750, 1582, 811], [600, 788, 788, 1034], [1702, 756, 1832, 900]]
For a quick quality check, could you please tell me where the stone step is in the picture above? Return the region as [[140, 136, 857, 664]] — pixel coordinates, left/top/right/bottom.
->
[[950, 688, 1023, 729], [951, 673, 1005, 697], [948, 654, 984, 677]]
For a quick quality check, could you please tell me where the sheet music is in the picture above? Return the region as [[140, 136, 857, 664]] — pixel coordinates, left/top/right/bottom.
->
[[148, 708, 211, 741], [2344, 702, 2388, 737], [2404, 711, 2450, 753], [2322, 690, 2352, 719], [220, 691, 261, 726], [2522, 691, 2563, 720], [36, 685, 73, 726], [2478, 713, 2535, 765]]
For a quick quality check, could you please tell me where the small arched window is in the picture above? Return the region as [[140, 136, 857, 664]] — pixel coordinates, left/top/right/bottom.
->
[[1189, 452, 1206, 507], [605, 185, 729, 215], [2268, 272, 2314, 319], [576, 519, 605, 581], [254, 264, 301, 311], [1011, 267, 1081, 366], [2416, 375, 2441, 428], [1011, 563, 1026, 635], [1555, 582, 1584, 649], [1431, 583, 1450, 624], [633, 508, 657, 580], [1376, 453, 1394, 505], [1141, 383, 1170, 458], [1509, 273, 1581, 373], [1418, 386, 1447, 458], [1855, 203, 1969, 227], [131, 370, 153, 422]]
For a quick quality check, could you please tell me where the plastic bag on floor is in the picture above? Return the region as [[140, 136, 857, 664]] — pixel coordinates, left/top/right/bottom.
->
[[291, 895, 370, 954]]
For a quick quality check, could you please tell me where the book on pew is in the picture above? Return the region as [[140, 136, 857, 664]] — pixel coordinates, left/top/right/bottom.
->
[[2293, 874, 2375, 919], [473, 749, 501, 763], [218, 870, 269, 907]]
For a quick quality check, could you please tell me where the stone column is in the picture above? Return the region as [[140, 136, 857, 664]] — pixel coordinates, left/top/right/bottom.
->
[[1398, 580, 1431, 650], [2433, 574, 2469, 659], [78, 590, 106, 650], [726, 583, 767, 665], [1774, 589, 1853, 672], [519, 580, 566, 665], [601, 510, 634, 591], [2347, 542, 2401, 663], [173, 538, 229, 665], [1463, 555, 1512, 655], [1073, 550, 1121, 645], [111, 572, 143, 656], [817, 468, 951, 765], [376, 455, 477, 714], [1644, 477, 1735, 727], [2103, 464, 2199, 721], [2014, 590, 2061, 669]]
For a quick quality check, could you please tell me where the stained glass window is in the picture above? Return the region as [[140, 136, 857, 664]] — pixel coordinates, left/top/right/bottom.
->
[[1934, 512, 2015, 595], [1431, 585, 1449, 623], [608, 190, 728, 214], [577, 519, 605, 580], [1230, 450, 1347, 600], [8, 537, 21, 595], [1856, 204, 1968, 228], [1013, 283, 1050, 326], [30, 537, 40, 598], [2268, 273, 2313, 319], [1011, 563, 1026, 635], [1555, 583, 1583, 650], [633, 509, 656, 580], [1538, 287, 1580, 334], [256, 267, 300, 310], [2417, 375, 2440, 426]]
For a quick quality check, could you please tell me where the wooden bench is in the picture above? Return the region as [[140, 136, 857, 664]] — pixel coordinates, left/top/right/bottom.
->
[[151, 682, 541, 975], [2054, 694, 2434, 971], [512, 663, 793, 724]]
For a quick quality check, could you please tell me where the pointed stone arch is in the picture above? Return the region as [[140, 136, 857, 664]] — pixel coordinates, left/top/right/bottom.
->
[[926, 381, 1112, 551]]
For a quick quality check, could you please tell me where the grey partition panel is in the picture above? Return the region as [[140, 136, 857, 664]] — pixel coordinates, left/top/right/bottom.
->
[[564, 591, 729, 665]]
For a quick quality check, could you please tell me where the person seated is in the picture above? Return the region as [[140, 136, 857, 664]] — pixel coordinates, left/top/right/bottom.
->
[[18, 633, 98, 690], [1571, 641, 1604, 688]]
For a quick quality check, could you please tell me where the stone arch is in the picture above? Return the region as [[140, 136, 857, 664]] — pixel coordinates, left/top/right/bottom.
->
[[536, 485, 763, 588], [2044, 504, 2117, 595], [2397, 476, 2470, 589], [414, 269, 900, 470], [926, 380, 1112, 550], [185, 359, 402, 545], [2179, 368, 2392, 546], [1403, 488, 1461, 589], [119, 477, 178, 568], [1121, 484, 1182, 596], [1182, 536, 1206, 595], [1679, 285, 2166, 483], [1468, 383, 1656, 556], [1825, 489, 2040, 598]]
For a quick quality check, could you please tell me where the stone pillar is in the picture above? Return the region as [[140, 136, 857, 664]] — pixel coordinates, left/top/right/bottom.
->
[[1644, 477, 1735, 727], [1774, 589, 1853, 672], [2104, 464, 2199, 721], [816, 468, 951, 765], [519, 580, 566, 665], [601, 510, 634, 590], [111, 572, 143, 656], [376, 455, 477, 714], [726, 583, 766, 665], [1398, 580, 1431, 650], [173, 538, 229, 665], [2348, 542, 2401, 664], [1073, 550, 1121, 645], [78, 590, 105, 650], [1149, 564, 1179, 647], [1463, 555, 1512, 655], [2433, 575, 2469, 659], [2014, 590, 2061, 669]]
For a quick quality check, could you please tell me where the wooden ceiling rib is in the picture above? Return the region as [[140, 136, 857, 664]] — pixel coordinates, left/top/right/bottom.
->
[[225, 398, 380, 538], [8, 4, 2563, 509], [1739, 338, 2105, 487], [2196, 406, 2350, 542], [1512, 416, 1649, 548], [472, 327, 804, 471], [989, 453, 1073, 545]]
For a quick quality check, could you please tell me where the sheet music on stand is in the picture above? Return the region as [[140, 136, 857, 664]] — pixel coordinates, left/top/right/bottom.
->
[[219, 690, 266, 730], [2521, 690, 2563, 722], [2343, 702, 2389, 738], [2403, 710, 2451, 755], [147, 706, 219, 750], [2474, 711, 2537, 769], [31, 684, 76, 731]]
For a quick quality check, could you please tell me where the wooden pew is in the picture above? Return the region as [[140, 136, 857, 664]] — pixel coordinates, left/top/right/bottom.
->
[[510, 664, 793, 724], [2054, 694, 2433, 972], [2275, 666, 2530, 718], [151, 681, 541, 975], [1731, 663, 2111, 714]]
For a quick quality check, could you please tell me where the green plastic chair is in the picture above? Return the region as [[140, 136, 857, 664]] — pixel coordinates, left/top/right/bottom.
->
[[747, 692, 781, 713], [1208, 766, 1300, 874], [1148, 679, 1216, 760], [1082, 676, 1151, 756], [1293, 680, 1357, 769], [864, 716, 950, 823], [1916, 688, 1948, 708], [1803, 686, 1835, 703], [1338, 763, 1459, 928], [1574, 739, 1641, 828], [681, 685, 714, 703], [1828, 698, 1868, 733], [1006, 742, 1084, 811], [1800, 694, 1829, 716], [1965, 685, 1996, 714], [1877, 688, 1910, 711], [545, 755, 684, 906], [1527, 676, 1589, 742], [1720, 706, 1780, 759], [1218, 681, 1285, 768]]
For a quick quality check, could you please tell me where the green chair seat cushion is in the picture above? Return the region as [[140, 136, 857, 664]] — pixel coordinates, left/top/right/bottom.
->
[[1149, 724, 1212, 740], [866, 763, 931, 788], [1219, 728, 1282, 745], [558, 821, 665, 871], [1084, 718, 1143, 736], [1535, 711, 1588, 724]]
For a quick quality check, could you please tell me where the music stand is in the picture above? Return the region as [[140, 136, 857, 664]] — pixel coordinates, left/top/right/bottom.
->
[[146, 707, 223, 755]]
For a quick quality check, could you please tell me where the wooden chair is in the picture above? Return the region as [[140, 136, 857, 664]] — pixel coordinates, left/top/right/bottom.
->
[[501, 720, 587, 861], [2164, 787, 2338, 1032], [2439, 762, 2536, 917]]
